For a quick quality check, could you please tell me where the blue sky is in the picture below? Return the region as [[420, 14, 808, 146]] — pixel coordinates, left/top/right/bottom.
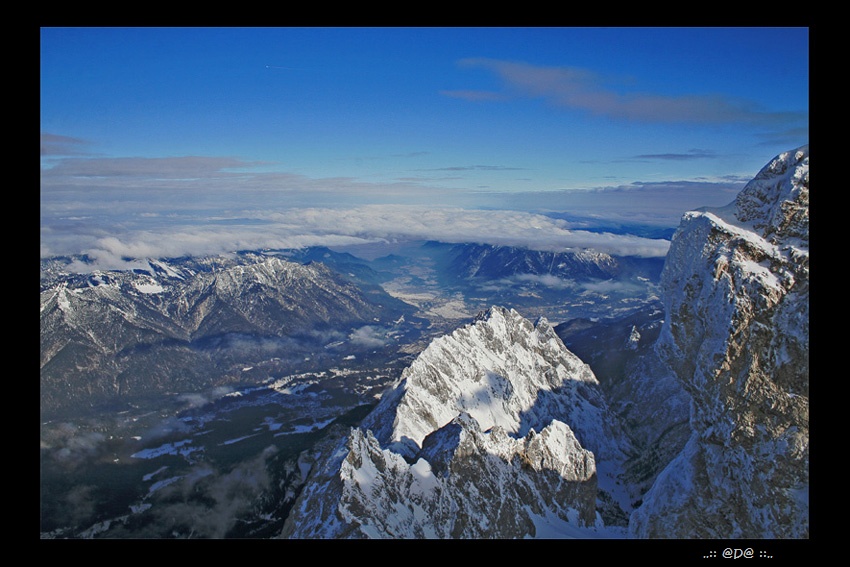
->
[[40, 27, 809, 268]]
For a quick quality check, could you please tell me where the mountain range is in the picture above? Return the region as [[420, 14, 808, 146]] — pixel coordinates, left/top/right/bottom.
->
[[39, 145, 809, 540], [40, 253, 414, 420], [280, 145, 809, 539]]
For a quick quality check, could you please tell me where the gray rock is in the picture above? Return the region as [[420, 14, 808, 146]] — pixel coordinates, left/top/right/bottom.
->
[[629, 145, 809, 538]]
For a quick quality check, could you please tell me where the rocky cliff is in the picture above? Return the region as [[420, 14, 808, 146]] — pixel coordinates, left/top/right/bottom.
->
[[629, 145, 809, 538]]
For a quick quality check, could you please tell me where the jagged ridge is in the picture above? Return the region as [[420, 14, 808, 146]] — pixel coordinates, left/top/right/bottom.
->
[[40, 254, 406, 418], [282, 306, 632, 538]]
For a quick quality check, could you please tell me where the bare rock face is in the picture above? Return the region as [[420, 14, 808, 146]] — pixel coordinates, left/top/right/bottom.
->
[[629, 146, 809, 538], [282, 306, 628, 538]]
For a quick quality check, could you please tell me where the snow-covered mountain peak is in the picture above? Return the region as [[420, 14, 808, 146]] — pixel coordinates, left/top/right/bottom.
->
[[360, 305, 601, 459], [40, 252, 410, 419], [731, 144, 808, 244], [282, 305, 632, 538]]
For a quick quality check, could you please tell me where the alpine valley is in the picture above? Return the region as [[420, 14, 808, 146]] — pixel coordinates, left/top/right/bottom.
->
[[40, 146, 809, 541]]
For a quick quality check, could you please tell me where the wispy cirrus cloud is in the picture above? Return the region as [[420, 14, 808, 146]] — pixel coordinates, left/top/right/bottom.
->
[[755, 125, 811, 148], [439, 89, 509, 102], [449, 58, 806, 129], [632, 149, 718, 161], [40, 152, 445, 202], [418, 165, 527, 172], [41, 155, 269, 179], [41, 133, 95, 157]]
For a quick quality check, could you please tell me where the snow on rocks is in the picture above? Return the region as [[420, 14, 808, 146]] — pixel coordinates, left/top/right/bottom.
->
[[630, 145, 809, 538], [281, 306, 626, 538]]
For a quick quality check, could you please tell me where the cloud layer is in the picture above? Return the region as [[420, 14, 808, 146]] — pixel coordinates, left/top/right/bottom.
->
[[41, 202, 674, 271], [40, 145, 754, 271]]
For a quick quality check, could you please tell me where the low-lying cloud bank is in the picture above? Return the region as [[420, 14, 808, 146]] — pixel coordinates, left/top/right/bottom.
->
[[41, 148, 752, 271], [41, 205, 672, 271]]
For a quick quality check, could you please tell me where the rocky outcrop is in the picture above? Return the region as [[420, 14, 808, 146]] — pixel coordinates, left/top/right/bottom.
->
[[629, 146, 809, 538], [281, 306, 631, 538], [283, 415, 598, 538]]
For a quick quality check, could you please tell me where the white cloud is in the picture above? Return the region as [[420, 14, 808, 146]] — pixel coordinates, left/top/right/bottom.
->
[[579, 279, 650, 295], [43, 154, 727, 270], [44, 205, 670, 270], [477, 273, 579, 293], [348, 326, 388, 348]]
